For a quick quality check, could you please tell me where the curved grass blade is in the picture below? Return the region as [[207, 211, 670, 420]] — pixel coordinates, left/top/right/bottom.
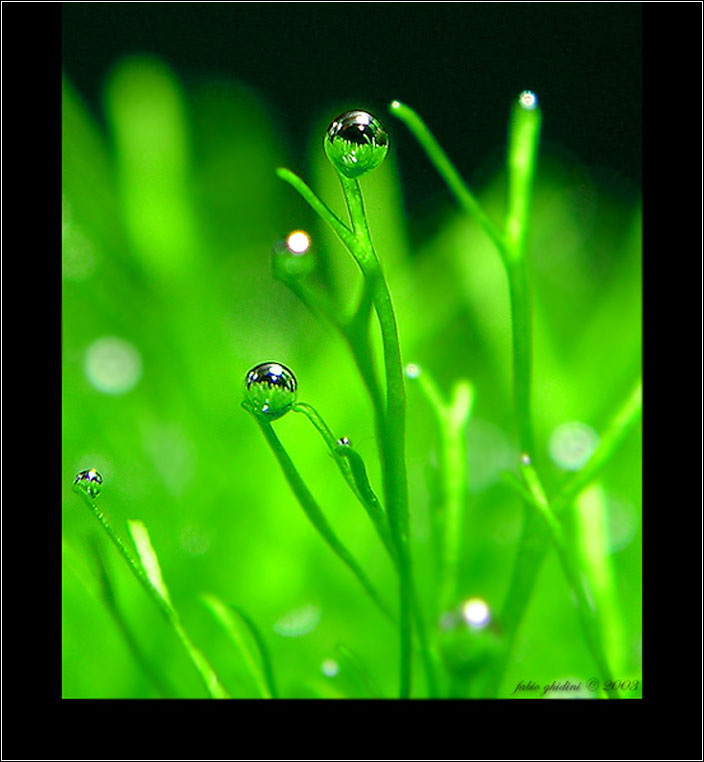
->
[[71, 489, 230, 697], [126, 520, 230, 699], [202, 594, 277, 698], [246, 411, 395, 624]]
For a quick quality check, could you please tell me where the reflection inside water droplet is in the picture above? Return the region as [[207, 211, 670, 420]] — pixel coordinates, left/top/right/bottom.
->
[[324, 110, 389, 179], [73, 468, 103, 499], [243, 362, 298, 421]]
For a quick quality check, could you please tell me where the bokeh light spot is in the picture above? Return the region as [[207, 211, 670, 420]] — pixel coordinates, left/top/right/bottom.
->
[[84, 336, 142, 395], [273, 604, 321, 638], [462, 597, 491, 629], [549, 421, 599, 471]]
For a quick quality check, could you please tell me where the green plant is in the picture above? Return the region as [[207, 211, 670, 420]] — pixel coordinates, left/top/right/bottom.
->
[[63, 58, 641, 698]]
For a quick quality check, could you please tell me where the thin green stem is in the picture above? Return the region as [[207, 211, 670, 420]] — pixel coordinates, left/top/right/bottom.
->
[[390, 96, 547, 699], [552, 380, 642, 514], [409, 366, 474, 614], [292, 401, 395, 557], [388, 101, 507, 258], [337, 172, 414, 698], [74, 492, 230, 698], [246, 410, 394, 624], [517, 460, 617, 698], [276, 159, 438, 697]]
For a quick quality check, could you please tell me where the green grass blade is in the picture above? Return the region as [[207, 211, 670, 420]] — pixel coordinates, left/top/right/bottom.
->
[[72, 488, 230, 697], [572, 484, 629, 678], [127, 519, 171, 603], [388, 100, 506, 257], [126, 520, 230, 699], [276, 167, 354, 250], [247, 411, 395, 624], [552, 380, 642, 514], [505, 95, 542, 264], [406, 365, 474, 613], [89, 538, 178, 698], [202, 594, 276, 698]]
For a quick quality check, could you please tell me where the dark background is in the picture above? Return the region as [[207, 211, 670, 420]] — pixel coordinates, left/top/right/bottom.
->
[[62, 3, 643, 212]]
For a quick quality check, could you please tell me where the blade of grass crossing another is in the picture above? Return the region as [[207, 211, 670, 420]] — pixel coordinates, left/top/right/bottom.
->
[[126, 520, 231, 699]]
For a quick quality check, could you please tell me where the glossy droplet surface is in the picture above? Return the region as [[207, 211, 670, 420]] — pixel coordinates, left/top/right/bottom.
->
[[337, 436, 351, 447], [243, 362, 298, 421], [324, 110, 389, 179], [73, 468, 103, 499]]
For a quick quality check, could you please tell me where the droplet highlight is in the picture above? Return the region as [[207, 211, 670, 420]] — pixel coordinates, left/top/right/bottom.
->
[[518, 90, 539, 110], [243, 362, 298, 421], [73, 468, 103, 499], [324, 110, 389, 179], [337, 436, 351, 447]]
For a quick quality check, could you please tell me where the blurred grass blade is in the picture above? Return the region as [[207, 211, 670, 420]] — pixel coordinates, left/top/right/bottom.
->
[[517, 461, 616, 697], [89, 537, 177, 698], [572, 484, 628, 676], [335, 643, 383, 699], [406, 365, 474, 613], [125, 520, 230, 699], [505, 95, 542, 264], [202, 594, 276, 699], [553, 380, 642, 513], [105, 55, 199, 280], [127, 519, 171, 604]]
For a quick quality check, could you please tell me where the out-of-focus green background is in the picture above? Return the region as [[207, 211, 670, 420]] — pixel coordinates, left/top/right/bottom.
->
[[62, 5, 642, 698]]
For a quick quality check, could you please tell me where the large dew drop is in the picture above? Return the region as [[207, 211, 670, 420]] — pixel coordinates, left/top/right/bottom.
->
[[324, 110, 389, 179], [243, 362, 298, 421], [73, 468, 104, 499]]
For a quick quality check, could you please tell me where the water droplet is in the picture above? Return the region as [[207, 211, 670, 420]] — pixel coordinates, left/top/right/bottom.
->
[[549, 421, 598, 471], [243, 362, 298, 421], [337, 436, 351, 446], [520, 452, 532, 466], [73, 468, 103, 499], [518, 90, 539, 110], [324, 110, 389, 179]]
